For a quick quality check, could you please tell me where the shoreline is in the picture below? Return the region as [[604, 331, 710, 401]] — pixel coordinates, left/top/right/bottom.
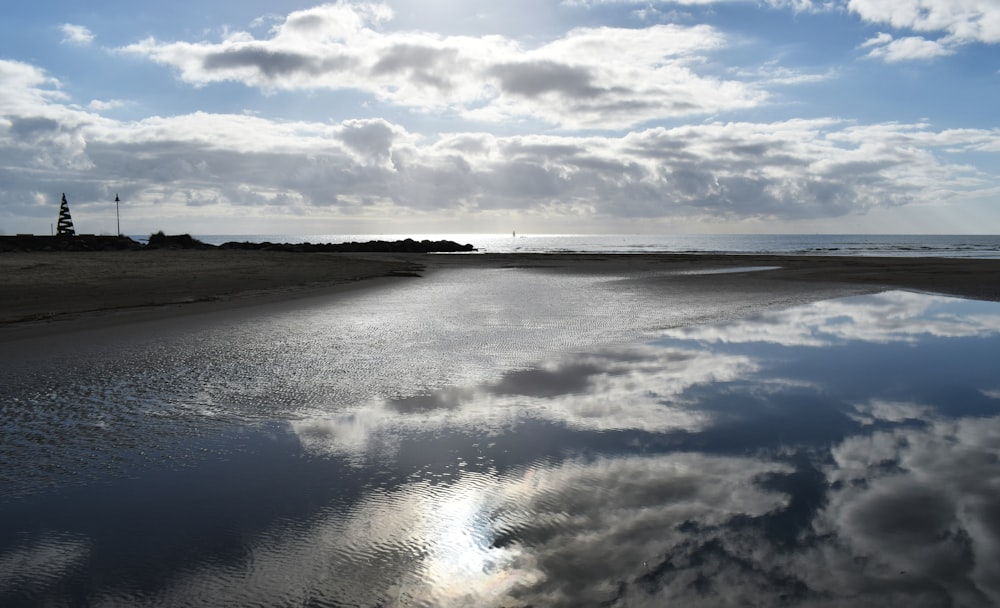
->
[[427, 252, 1000, 304], [3, 250, 1000, 341]]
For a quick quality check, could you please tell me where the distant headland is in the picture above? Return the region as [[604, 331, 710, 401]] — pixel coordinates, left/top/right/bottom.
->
[[0, 232, 476, 253]]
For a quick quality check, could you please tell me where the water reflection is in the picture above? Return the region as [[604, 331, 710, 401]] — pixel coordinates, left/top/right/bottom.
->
[[2, 291, 1000, 606]]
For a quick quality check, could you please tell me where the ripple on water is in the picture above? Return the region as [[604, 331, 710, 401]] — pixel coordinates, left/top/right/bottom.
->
[[2, 267, 715, 496], [4, 290, 1000, 606], [0, 532, 90, 602]]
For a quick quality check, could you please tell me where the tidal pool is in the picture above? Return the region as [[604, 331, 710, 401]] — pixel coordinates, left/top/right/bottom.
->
[[2, 289, 999, 606]]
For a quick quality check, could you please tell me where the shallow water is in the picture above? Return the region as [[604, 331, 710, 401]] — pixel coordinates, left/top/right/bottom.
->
[[2, 275, 1000, 606]]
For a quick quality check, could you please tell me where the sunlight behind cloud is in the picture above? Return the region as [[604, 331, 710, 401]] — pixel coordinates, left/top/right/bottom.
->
[[2, 53, 999, 234], [1, 0, 999, 233], [120, 3, 762, 129]]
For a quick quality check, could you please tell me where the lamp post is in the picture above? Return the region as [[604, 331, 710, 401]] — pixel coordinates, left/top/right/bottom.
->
[[115, 193, 120, 236]]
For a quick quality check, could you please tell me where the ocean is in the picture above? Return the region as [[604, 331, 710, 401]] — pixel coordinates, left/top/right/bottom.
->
[[186, 233, 1000, 258]]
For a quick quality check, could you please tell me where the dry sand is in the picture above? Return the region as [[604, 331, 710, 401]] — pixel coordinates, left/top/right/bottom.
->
[[2, 250, 999, 339], [0, 250, 421, 323]]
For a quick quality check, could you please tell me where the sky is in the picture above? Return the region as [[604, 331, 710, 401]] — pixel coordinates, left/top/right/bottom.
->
[[1, 0, 999, 236]]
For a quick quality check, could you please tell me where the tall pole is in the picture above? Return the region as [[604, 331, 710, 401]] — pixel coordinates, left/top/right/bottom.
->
[[115, 193, 120, 236]]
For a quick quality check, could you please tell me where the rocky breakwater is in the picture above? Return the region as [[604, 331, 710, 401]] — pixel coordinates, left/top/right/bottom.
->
[[218, 237, 476, 253], [0, 234, 142, 252], [2, 232, 475, 253]]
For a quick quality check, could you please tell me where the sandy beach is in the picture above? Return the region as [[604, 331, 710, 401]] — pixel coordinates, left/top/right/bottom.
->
[[3, 250, 1000, 340], [0, 249, 420, 324]]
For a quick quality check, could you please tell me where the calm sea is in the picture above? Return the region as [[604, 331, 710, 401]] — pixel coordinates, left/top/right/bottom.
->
[[187, 233, 1000, 258]]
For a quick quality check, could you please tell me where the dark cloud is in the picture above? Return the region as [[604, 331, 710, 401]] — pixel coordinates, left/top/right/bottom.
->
[[0, 54, 994, 233], [491, 60, 603, 98], [119, 9, 769, 128], [485, 160, 569, 202], [338, 119, 397, 163], [7, 116, 62, 139], [501, 141, 585, 161], [284, 13, 326, 32], [371, 44, 460, 90], [817, 158, 901, 180], [201, 47, 355, 79]]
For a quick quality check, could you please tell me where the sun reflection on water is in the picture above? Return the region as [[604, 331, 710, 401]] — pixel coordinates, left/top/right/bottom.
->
[[413, 480, 534, 606], [3, 290, 1000, 606]]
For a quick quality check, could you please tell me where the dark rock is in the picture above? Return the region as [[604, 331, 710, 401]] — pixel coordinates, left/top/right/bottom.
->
[[218, 238, 476, 253], [145, 232, 215, 250], [0, 233, 474, 254], [0, 235, 142, 252]]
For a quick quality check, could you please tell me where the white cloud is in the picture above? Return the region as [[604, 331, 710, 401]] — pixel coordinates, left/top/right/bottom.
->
[[2, 55, 999, 233], [849, 0, 1000, 44], [563, 0, 743, 5], [0, 60, 102, 176], [567, 0, 1000, 60], [860, 32, 956, 61], [120, 3, 764, 129], [60, 23, 95, 46], [734, 61, 837, 86], [0, 59, 67, 111], [86, 99, 128, 112], [573, 0, 1000, 44]]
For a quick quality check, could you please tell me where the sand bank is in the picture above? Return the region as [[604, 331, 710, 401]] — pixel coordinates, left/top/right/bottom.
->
[[0, 250, 420, 325], [2, 250, 999, 339], [433, 253, 1000, 302]]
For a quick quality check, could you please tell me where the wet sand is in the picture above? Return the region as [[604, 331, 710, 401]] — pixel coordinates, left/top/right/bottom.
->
[[431, 252, 1000, 301], [2, 250, 1000, 340]]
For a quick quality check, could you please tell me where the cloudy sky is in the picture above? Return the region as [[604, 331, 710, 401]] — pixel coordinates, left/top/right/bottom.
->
[[1, 0, 999, 236]]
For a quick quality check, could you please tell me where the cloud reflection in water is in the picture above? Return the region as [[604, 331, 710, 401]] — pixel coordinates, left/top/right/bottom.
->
[[3, 291, 1000, 606], [282, 291, 1000, 605], [292, 345, 750, 462]]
